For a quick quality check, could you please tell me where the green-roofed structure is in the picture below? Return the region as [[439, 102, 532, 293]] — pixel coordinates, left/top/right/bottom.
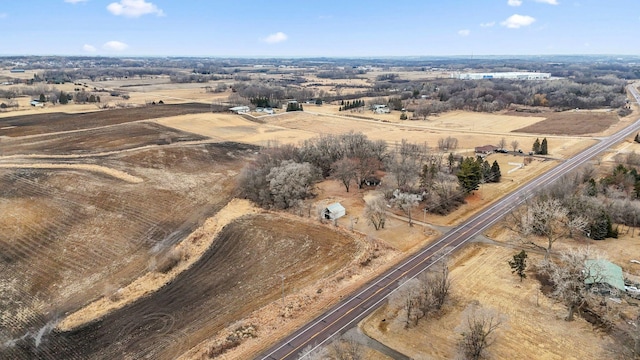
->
[[584, 259, 625, 292]]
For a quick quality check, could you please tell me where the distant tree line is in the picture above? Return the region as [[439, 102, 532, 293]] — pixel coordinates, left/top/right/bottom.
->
[[339, 99, 364, 111]]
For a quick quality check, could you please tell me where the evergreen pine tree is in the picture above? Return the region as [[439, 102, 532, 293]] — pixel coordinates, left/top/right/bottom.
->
[[490, 160, 501, 182], [540, 138, 548, 155], [59, 91, 68, 104], [448, 153, 456, 171], [457, 157, 482, 193], [39, 93, 46, 103], [532, 138, 541, 154], [482, 160, 491, 183], [508, 250, 528, 282]]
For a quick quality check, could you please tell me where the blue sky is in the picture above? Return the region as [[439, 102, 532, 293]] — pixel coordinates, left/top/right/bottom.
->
[[1, 0, 638, 57]]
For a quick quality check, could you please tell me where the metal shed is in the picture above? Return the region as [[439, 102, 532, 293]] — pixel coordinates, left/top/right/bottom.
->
[[584, 259, 625, 292], [324, 203, 345, 220]]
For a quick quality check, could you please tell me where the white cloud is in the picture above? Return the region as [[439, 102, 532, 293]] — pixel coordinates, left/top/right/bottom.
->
[[458, 29, 470, 36], [480, 21, 495, 27], [83, 44, 96, 52], [508, 0, 522, 6], [107, 0, 164, 18], [103, 40, 129, 51], [535, 0, 559, 4], [64, 0, 88, 4], [501, 14, 536, 28], [263, 32, 288, 44]]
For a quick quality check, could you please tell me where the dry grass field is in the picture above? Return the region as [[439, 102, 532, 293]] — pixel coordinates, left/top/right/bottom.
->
[[361, 243, 615, 360]]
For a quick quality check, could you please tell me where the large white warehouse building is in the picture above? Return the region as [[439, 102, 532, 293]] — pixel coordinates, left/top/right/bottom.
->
[[451, 72, 551, 80]]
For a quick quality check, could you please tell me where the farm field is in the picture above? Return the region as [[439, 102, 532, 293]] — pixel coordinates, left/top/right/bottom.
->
[[0, 75, 634, 359]]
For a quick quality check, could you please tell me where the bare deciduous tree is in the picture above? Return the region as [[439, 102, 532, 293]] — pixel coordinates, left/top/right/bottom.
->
[[510, 140, 519, 153], [437, 136, 459, 152], [497, 137, 507, 151], [388, 260, 450, 329], [393, 192, 419, 227], [332, 157, 358, 192], [267, 160, 319, 209], [507, 198, 588, 260], [456, 302, 505, 360], [364, 194, 387, 230], [540, 247, 607, 321], [386, 139, 429, 190], [328, 336, 363, 360]]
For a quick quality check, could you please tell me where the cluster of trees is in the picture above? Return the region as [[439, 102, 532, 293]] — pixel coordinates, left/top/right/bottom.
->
[[237, 146, 320, 210], [504, 159, 640, 266], [431, 77, 628, 113], [238, 133, 503, 219], [532, 138, 548, 155], [250, 96, 272, 108], [316, 68, 365, 79], [388, 261, 450, 328], [338, 99, 364, 111], [231, 81, 316, 109], [238, 133, 386, 209], [456, 157, 502, 194]]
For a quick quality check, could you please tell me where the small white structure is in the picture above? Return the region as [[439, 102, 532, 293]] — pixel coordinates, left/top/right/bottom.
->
[[324, 202, 346, 220], [451, 72, 551, 80], [373, 104, 390, 114], [229, 106, 250, 114], [30, 100, 44, 107], [393, 189, 424, 202]]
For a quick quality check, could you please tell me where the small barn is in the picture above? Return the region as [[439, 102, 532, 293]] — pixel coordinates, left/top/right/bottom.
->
[[324, 202, 346, 220]]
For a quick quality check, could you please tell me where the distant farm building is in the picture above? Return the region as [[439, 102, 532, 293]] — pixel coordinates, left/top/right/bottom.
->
[[475, 145, 498, 156], [451, 72, 551, 80], [373, 104, 390, 114], [229, 106, 250, 114], [10, 69, 25, 73], [30, 100, 44, 107], [324, 202, 346, 220]]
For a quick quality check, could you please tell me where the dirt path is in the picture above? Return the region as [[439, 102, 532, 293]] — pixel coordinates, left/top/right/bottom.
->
[[0, 163, 143, 183], [56, 198, 258, 332], [0, 138, 221, 160]]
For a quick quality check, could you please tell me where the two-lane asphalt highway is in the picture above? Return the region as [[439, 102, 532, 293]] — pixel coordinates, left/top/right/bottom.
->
[[259, 86, 640, 360]]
